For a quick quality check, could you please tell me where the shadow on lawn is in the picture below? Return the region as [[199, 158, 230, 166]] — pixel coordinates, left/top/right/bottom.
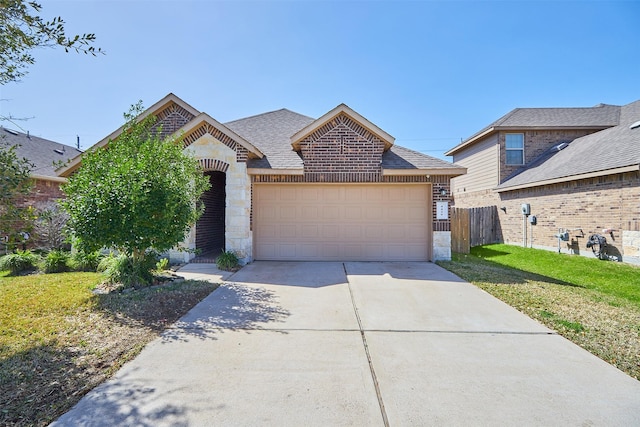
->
[[0, 343, 104, 427], [443, 254, 585, 288]]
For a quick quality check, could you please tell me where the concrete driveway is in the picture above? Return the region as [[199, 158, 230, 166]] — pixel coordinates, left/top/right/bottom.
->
[[53, 262, 640, 426]]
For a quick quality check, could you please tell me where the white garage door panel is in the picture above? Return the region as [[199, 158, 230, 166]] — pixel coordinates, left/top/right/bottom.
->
[[254, 184, 431, 261]]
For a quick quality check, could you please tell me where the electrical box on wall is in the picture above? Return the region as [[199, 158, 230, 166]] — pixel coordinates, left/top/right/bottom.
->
[[528, 215, 537, 225], [521, 203, 531, 215]]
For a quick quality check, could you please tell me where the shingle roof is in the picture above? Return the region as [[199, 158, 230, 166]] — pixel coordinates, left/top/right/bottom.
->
[[225, 109, 314, 169], [225, 108, 462, 173], [2, 128, 81, 178], [497, 100, 640, 190], [489, 104, 621, 128], [382, 145, 460, 170], [446, 103, 621, 156]]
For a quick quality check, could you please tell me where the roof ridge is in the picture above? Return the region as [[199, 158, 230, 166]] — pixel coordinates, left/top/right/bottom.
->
[[2, 127, 80, 150], [225, 108, 314, 125], [515, 104, 620, 110], [492, 108, 520, 126]]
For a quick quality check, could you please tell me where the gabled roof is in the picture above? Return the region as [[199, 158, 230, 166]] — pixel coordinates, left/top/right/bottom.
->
[[496, 100, 640, 191], [58, 93, 200, 177], [55, 95, 462, 177], [182, 113, 264, 158], [226, 108, 314, 170], [1, 127, 81, 181], [445, 103, 621, 156], [290, 103, 395, 151]]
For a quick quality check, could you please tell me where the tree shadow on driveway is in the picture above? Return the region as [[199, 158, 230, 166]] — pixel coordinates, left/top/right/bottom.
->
[[162, 283, 291, 342]]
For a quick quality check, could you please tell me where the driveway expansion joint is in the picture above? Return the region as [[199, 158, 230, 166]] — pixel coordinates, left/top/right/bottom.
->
[[344, 262, 390, 427]]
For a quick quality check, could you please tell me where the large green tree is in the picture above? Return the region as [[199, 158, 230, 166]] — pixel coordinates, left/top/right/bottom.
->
[[0, 139, 34, 250], [62, 102, 210, 265], [0, 0, 102, 85]]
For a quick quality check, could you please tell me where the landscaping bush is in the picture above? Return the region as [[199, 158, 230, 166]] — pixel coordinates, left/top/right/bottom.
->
[[155, 257, 169, 271], [100, 252, 158, 289], [42, 250, 70, 273], [97, 252, 117, 273], [216, 250, 239, 271], [0, 250, 39, 275], [70, 250, 102, 272]]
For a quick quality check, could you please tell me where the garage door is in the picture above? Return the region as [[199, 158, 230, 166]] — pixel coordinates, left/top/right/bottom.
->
[[253, 183, 431, 261]]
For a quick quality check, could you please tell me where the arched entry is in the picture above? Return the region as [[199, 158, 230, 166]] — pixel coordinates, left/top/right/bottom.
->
[[195, 170, 226, 257]]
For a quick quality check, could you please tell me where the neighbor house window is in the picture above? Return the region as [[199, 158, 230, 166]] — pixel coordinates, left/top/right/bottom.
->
[[505, 133, 524, 165]]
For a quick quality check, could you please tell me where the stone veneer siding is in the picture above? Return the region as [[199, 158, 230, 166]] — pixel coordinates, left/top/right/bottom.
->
[[173, 131, 252, 264]]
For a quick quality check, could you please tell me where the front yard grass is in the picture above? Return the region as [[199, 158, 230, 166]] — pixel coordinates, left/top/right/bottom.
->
[[0, 271, 218, 426], [438, 244, 640, 381]]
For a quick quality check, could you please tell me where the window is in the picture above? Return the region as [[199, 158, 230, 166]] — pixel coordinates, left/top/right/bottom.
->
[[505, 133, 524, 165]]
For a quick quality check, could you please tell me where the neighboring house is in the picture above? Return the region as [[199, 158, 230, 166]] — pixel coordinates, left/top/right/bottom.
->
[[58, 93, 465, 264], [446, 100, 640, 264], [1, 127, 81, 206]]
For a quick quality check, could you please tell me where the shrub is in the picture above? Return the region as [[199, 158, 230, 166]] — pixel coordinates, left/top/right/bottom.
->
[[0, 250, 39, 275], [155, 257, 169, 271], [97, 252, 117, 273], [70, 250, 102, 272], [216, 251, 239, 271], [100, 252, 158, 289], [42, 250, 71, 273]]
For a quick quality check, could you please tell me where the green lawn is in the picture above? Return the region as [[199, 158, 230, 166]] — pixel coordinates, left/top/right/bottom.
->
[[438, 244, 640, 381], [0, 271, 218, 426], [468, 244, 640, 304]]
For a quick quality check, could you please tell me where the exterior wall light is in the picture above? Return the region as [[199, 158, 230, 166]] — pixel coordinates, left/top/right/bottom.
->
[[439, 188, 447, 196]]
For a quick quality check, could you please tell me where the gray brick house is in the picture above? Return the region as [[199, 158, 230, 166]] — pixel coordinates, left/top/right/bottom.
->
[[59, 94, 465, 263], [446, 100, 640, 263]]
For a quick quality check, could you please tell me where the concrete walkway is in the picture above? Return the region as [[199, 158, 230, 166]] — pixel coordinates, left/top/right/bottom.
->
[[52, 262, 640, 426]]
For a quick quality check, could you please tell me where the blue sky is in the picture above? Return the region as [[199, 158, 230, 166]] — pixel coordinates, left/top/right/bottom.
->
[[1, 0, 638, 160]]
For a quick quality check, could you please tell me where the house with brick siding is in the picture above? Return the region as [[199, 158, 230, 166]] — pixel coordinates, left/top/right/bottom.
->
[[2, 127, 81, 207], [446, 99, 640, 264], [59, 94, 465, 264]]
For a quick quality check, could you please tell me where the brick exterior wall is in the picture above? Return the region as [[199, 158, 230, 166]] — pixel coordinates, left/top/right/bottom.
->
[[453, 171, 640, 263], [452, 188, 499, 210], [298, 112, 385, 182], [498, 129, 599, 183], [151, 103, 196, 140], [16, 178, 65, 208]]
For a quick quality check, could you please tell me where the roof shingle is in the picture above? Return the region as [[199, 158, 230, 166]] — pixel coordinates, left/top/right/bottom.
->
[[2, 128, 81, 178], [225, 109, 314, 169], [498, 100, 640, 190], [447, 103, 621, 156]]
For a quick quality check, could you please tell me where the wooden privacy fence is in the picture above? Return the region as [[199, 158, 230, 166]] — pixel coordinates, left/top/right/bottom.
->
[[451, 206, 500, 253]]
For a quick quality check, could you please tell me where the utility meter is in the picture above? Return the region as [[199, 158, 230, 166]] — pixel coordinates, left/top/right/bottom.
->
[[521, 203, 531, 215], [528, 215, 537, 225]]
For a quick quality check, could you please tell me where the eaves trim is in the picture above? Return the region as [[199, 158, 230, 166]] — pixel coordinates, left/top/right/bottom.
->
[[382, 167, 467, 177], [495, 164, 640, 192], [247, 168, 304, 175]]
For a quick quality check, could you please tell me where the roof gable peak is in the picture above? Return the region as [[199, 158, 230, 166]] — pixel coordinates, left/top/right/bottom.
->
[[290, 104, 394, 151]]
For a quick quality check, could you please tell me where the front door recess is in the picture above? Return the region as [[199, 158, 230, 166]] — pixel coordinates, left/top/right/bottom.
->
[[196, 171, 226, 256]]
